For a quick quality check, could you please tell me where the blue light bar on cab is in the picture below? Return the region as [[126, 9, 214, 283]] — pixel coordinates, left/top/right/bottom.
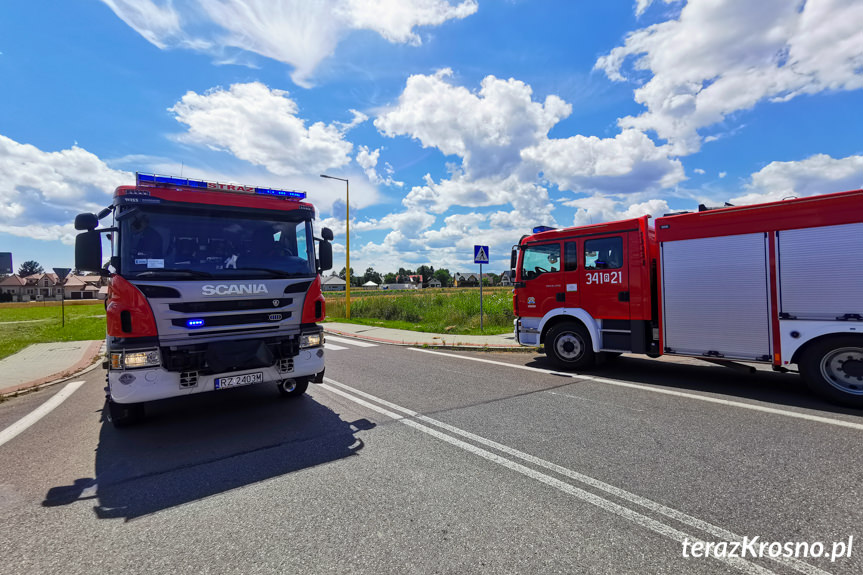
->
[[255, 187, 306, 199], [186, 319, 205, 328], [135, 173, 306, 200], [533, 226, 556, 233]]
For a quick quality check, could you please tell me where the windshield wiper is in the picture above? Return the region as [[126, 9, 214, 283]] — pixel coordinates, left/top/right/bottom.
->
[[134, 269, 213, 278]]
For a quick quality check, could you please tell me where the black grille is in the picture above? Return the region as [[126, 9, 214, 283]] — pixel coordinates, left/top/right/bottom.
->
[[171, 311, 292, 328], [169, 298, 292, 313], [162, 337, 299, 373]]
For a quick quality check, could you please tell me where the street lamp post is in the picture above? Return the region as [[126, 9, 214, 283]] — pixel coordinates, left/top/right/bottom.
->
[[320, 174, 350, 319]]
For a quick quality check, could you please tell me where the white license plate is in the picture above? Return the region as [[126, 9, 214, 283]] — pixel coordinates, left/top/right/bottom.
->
[[215, 372, 263, 390]]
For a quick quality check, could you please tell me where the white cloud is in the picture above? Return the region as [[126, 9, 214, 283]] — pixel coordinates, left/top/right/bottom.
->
[[596, 0, 863, 154], [718, 171, 727, 179], [403, 172, 555, 222], [731, 153, 863, 205], [521, 129, 685, 194], [99, 0, 183, 50], [563, 196, 670, 227], [356, 145, 403, 187], [693, 168, 705, 175], [169, 82, 358, 177], [376, 70, 683, 234], [376, 69, 571, 179], [100, 0, 477, 86], [343, 0, 478, 45], [0, 135, 129, 244]]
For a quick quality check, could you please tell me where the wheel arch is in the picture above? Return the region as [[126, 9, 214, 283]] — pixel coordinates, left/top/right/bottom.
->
[[790, 331, 863, 365], [539, 309, 601, 352]]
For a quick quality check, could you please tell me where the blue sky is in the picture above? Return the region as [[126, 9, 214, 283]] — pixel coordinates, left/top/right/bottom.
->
[[1, 0, 862, 276]]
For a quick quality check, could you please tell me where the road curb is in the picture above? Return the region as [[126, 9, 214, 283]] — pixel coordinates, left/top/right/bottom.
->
[[322, 326, 531, 352], [0, 340, 105, 398]]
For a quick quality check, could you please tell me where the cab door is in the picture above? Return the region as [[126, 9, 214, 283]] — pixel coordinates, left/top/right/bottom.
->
[[562, 240, 580, 310], [579, 234, 630, 320], [516, 242, 563, 319]]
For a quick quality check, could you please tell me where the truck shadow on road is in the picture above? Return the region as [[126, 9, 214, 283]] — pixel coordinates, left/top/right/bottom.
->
[[42, 384, 374, 520], [528, 355, 863, 417]]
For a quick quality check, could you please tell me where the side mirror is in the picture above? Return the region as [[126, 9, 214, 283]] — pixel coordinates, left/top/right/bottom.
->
[[321, 227, 334, 241], [317, 240, 333, 273], [75, 213, 99, 231], [510, 247, 518, 274], [75, 231, 103, 273]]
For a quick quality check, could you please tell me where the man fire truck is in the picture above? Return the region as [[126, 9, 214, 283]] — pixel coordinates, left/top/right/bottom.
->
[[511, 189, 863, 407], [74, 173, 334, 427]]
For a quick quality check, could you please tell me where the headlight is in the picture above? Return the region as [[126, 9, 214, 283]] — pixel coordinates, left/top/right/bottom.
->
[[299, 332, 322, 348], [111, 349, 161, 369]]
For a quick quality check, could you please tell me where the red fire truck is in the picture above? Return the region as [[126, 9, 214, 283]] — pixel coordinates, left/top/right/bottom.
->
[[75, 173, 334, 426], [511, 189, 863, 407]]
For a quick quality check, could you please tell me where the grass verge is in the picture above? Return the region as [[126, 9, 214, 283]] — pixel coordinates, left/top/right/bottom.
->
[[324, 288, 514, 335], [0, 302, 105, 360]]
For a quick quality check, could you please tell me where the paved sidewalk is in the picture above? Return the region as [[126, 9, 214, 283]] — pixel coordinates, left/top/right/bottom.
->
[[323, 322, 524, 349], [0, 340, 104, 396]]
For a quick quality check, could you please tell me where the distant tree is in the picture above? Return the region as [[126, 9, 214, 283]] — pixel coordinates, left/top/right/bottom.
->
[[383, 272, 397, 284], [337, 266, 355, 281], [362, 267, 382, 285], [434, 268, 452, 287], [416, 265, 435, 284], [18, 260, 43, 277], [485, 272, 499, 285]]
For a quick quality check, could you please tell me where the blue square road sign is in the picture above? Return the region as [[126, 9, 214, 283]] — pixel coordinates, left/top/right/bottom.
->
[[474, 245, 489, 264]]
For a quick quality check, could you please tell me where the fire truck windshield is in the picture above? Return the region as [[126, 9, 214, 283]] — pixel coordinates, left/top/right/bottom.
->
[[118, 207, 316, 279]]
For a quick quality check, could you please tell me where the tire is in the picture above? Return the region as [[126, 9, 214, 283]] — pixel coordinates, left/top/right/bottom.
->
[[799, 336, 863, 408], [106, 399, 145, 428], [277, 378, 309, 398], [544, 322, 595, 371]]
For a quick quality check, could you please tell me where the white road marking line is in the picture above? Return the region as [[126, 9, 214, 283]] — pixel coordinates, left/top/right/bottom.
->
[[318, 379, 778, 575], [0, 380, 86, 449], [322, 378, 831, 575], [324, 335, 378, 348], [323, 343, 348, 351], [409, 348, 863, 432]]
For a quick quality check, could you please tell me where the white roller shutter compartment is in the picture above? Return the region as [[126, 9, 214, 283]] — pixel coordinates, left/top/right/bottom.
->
[[661, 233, 771, 361], [778, 222, 863, 320]]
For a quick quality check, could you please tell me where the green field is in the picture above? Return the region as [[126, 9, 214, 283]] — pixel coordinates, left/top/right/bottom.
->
[[324, 287, 514, 335], [0, 302, 106, 360]]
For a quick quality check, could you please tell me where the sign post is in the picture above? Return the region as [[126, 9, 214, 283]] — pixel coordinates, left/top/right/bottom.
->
[[474, 245, 489, 331], [53, 268, 71, 328]]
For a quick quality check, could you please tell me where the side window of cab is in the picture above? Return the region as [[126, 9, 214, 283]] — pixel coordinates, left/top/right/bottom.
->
[[521, 243, 561, 280]]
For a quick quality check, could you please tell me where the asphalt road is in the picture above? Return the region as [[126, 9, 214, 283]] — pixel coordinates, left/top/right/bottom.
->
[[1, 337, 861, 575]]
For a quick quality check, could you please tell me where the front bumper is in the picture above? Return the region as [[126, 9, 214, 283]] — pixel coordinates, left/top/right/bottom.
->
[[108, 346, 325, 404], [514, 318, 541, 347]]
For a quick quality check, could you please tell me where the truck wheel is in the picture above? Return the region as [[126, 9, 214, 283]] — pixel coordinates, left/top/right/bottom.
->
[[545, 322, 595, 371], [278, 378, 309, 398], [106, 399, 145, 428], [799, 336, 863, 408]]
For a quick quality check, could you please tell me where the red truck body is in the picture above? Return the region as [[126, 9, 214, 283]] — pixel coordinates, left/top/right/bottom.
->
[[512, 189, 863, 406]]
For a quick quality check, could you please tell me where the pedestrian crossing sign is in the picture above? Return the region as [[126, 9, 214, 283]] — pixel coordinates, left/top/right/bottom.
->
[[474, 245, 489, 264]]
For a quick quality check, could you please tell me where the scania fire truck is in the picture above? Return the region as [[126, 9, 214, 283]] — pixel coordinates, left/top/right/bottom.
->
[[511, 189, 863, 407], [75, 173, 334, 426]]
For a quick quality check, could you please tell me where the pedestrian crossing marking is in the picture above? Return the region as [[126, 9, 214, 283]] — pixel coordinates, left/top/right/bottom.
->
[[325, 335, 378, 348]]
